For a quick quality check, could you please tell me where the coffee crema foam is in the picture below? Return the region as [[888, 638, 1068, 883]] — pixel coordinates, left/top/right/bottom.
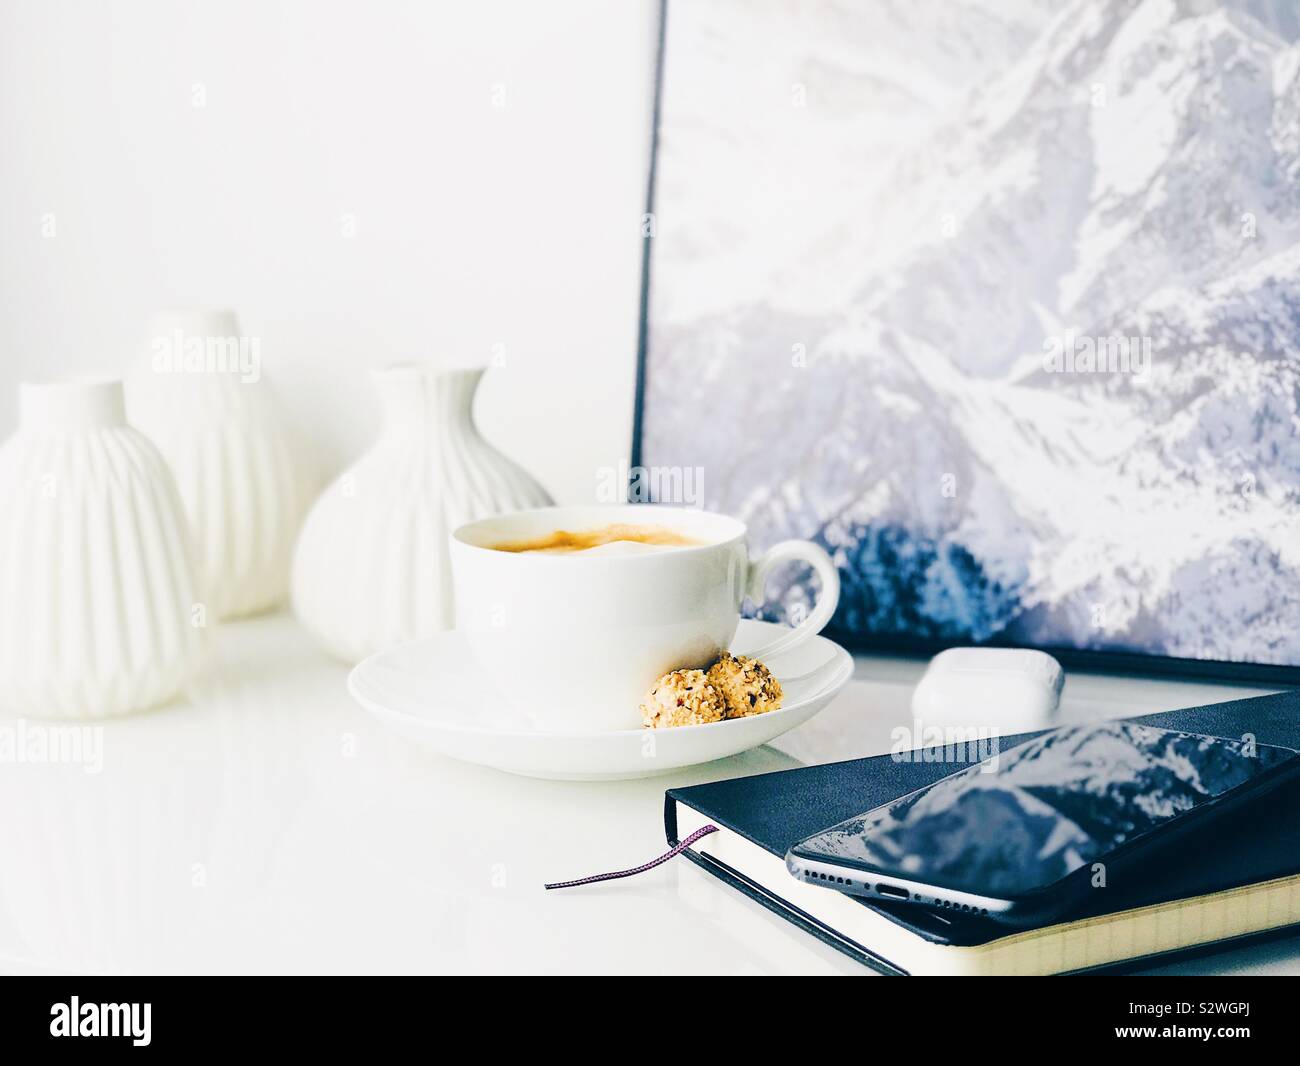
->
[[489, 523, 702, 555]]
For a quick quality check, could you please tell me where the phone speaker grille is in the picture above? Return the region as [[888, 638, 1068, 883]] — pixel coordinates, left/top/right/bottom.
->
[[803, 870, 855, 887], [926, 897, 989, 915]]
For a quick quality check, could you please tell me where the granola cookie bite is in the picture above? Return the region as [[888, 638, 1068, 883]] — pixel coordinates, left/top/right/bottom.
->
[[640, 669, 728, 728], [707, 653, 783, 718]]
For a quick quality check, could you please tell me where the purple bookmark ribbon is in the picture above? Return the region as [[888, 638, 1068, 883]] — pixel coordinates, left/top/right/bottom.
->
[[544, 824, 719, 890]]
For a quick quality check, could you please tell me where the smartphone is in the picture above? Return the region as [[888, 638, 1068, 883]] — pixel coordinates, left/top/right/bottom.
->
[[785, 720, 1300, 927]]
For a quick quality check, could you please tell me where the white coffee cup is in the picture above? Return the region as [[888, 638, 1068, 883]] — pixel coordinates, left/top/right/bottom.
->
[[449, 504, 840, 731]]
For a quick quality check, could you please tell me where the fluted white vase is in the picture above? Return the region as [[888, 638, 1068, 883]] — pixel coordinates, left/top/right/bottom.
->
[[291, 364, 552, 662], [126, 308, 316, 620], [0, 380, 205, 718]]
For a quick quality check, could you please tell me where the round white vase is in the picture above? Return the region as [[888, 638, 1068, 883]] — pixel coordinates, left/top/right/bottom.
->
[[0, 380, 205, 718], [126, 308, 317, 620], [291, 364, 553, 663]]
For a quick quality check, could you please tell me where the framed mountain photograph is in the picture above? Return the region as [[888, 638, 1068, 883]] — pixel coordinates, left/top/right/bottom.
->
[[633, 0, 1300, 680]]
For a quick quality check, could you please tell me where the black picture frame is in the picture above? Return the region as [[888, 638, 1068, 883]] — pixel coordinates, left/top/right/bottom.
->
[[630, 0, 1299, 688]]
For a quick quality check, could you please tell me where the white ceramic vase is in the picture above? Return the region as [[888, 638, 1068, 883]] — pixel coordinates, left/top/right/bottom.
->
[[126, 308, 316, 620], [291, 364, 552, 662], [0, 380, 205, 718]]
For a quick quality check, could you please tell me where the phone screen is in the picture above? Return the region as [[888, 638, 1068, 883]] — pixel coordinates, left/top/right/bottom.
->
[[792, 721, 1297, 899]]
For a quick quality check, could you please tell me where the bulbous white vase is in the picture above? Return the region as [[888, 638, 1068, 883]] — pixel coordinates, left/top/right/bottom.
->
[[0, 380, 205, 718], [291, 364, 552, 663], [126, 308, 316, 620]]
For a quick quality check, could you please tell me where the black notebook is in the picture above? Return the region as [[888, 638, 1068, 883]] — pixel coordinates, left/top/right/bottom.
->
[[665, 690, 1300, 975]]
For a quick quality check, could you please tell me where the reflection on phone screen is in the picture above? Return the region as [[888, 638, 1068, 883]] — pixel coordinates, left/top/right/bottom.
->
[[796, 722, 1295, 897]]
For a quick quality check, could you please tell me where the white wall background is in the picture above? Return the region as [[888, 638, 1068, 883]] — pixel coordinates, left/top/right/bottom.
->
[[0, 0, 657, 502]]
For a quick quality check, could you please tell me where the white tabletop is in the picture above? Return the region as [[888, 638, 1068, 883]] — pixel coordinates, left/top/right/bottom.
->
[[1, 613, 1296, 975]]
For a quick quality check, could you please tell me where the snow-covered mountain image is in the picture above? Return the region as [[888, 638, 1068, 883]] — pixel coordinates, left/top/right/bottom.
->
[[641, 0, 1300, 666]]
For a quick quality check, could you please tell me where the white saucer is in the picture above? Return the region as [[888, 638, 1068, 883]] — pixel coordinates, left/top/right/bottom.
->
[[347, 619, 854, 780]]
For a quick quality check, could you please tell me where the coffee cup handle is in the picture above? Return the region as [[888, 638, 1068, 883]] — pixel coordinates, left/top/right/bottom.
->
[[741, 540, 841, 661]]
